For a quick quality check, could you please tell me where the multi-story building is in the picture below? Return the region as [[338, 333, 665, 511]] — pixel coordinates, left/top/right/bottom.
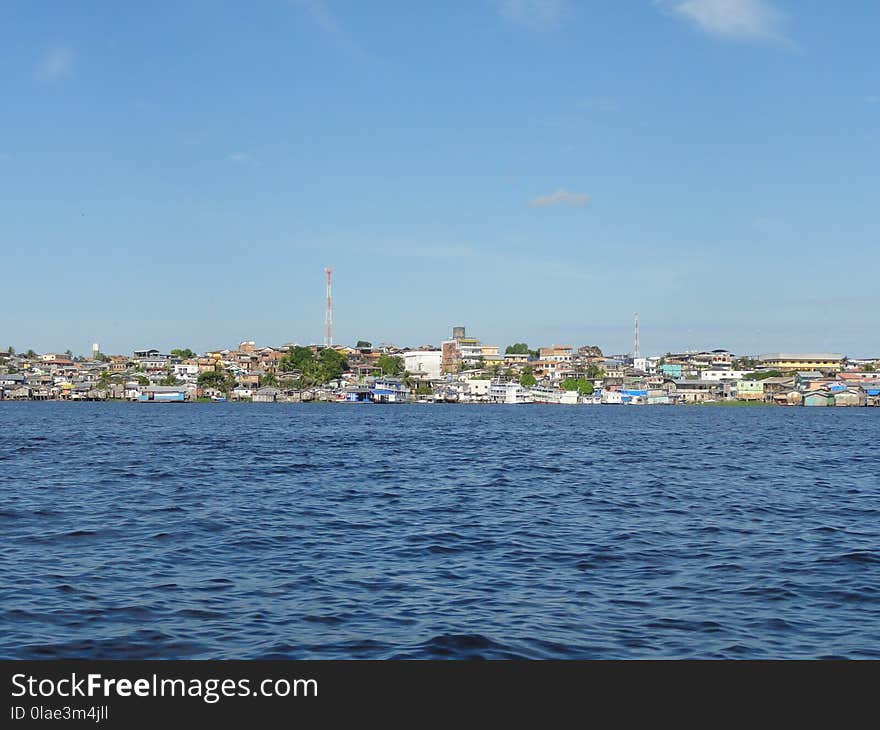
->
[[402, 350, 442, 380], [503, 352, 530, 367], [759, 353, 845, 373], [480, 345, 503, 366], [538, 345, 573, 363], [701, 369, 752, 381], [441, 340, 460, 373], [440, 326, 500, 371], [488, 382, 532, 404]]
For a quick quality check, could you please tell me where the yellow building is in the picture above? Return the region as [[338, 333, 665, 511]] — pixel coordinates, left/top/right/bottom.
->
[[480, 345, 503, 366], [758, 353, 845, 372]]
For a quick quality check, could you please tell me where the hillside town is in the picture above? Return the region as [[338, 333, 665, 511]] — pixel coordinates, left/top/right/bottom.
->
[[1, 327, 878, 407]]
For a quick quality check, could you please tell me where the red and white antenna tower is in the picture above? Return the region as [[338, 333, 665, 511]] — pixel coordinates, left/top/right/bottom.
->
[[324, 267, 333, 347]]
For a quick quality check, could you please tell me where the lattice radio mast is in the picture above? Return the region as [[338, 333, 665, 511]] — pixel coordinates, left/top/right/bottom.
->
[[633, 312, 640, 360]]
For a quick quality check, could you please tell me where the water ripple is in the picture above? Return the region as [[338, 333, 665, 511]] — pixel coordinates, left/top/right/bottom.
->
[[0, 402, 878, 659]]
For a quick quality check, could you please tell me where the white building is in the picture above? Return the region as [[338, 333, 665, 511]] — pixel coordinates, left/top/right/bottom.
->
[[531, 386, 579, 404], [701, 369, 752, 381], [402, 350, 442, 380], [601, 390, 624, 404], [173, 363, 200, 380], [462, 378, 491, 400], [488, 382, 533, 404]]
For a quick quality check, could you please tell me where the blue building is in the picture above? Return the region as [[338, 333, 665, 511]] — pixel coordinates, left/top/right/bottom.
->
[[621, 389, 648, 404], [342, 386, 372, 402]]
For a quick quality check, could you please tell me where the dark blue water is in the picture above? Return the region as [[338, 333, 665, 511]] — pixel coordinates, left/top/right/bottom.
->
[[1, 402, 878, 659]]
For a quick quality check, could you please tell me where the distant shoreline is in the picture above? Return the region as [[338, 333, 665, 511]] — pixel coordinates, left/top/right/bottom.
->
[[1, 399, 870, 408]]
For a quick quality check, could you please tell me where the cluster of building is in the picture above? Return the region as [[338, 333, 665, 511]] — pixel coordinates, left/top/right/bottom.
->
[[1, 329, 878, 407]]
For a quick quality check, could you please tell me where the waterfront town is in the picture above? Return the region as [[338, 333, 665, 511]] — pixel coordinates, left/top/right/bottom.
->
[[1, 326, 878, 407]]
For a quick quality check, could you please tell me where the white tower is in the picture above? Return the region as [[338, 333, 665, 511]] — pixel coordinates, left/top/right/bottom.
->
[[92, 342, 100, 359]]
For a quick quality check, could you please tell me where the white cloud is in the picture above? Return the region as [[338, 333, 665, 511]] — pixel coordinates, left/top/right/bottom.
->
[[528, 189, 591, 208], [499, 0, 569, 29], [289, 0, 367, 59], [38, 47, 74, 80], [292, 0, 340, 35], [226, 153, 256, 164], [660, 0, 789, 44]]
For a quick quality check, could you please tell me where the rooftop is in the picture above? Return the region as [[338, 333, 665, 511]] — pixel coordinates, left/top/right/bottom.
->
[[760, 353, 844, 361]]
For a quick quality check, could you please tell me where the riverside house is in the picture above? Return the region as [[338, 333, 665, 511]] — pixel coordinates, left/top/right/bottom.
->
[[803, 390, 834, 407], [735, 379, 764, 401]]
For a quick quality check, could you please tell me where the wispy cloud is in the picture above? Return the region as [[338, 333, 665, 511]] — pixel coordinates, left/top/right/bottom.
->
[[37, 46, 74, 80], [293, 0, 340, 34], [528, 189, 591, 208], [659, 0, 790, 45], [289, 0, 368, 59], [226, 152, 257, 164], [498, 0, 570, 29]]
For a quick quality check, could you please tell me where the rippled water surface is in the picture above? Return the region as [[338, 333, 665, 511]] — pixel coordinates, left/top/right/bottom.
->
[[1, 402, 878, 659]]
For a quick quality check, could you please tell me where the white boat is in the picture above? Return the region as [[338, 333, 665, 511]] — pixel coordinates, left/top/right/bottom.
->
[[488, 381, 533, 404]]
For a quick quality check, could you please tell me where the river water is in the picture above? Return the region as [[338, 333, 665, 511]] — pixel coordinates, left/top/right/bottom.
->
[[1, 402, 877, 658]]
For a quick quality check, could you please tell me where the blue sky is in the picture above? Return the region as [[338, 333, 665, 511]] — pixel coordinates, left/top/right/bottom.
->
[[2, 0, 878, 357]]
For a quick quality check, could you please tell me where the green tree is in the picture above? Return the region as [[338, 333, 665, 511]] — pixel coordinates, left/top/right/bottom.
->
[[744, 370, 783, 381], [64, 349, 73, 358], [561, 377, 594, 395], [865, 363, 876, 373], [520, 366, 536, 387], [98, 371, 113, 390], [160, 373, 181, 386], [355, 340, 372, 349], [26, 349, 36, 358], [733, 356, 758, 370], [171, 348, 195, 360], [136, 375, 149, 386], [317, 348, 348, 382], [279, 346, 316, 375], [6, 346, 14, 356], [376, 354, 404, 377], [197, 370, 234, 393], [505, 343, 531, 355], [259, 372, 279, 387]]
